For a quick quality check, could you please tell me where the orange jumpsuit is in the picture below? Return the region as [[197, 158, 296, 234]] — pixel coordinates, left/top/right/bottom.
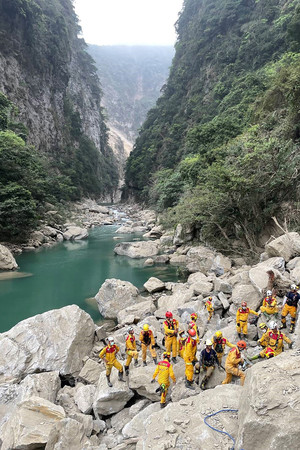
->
[[259, 330, 291, 357], [125, 334, 138, 366], [205, 301, 214, 321], [236, 307, 259, 335], [152, 359, 176, 404], [184, 336, 198, 382], [260, 296, 278, 315], [164, 318, 179, 357], [212, 336, 235, 365], [99, 344, 123, 376], [222, 347, 245, 386], [139, 329, 157, 362]]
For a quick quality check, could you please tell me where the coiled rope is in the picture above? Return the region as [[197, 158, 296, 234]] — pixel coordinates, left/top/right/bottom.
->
[[204, 408, 244, 450]]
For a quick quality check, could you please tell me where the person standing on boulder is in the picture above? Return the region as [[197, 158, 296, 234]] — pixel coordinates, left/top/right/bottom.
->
[[124, 327, 139, 375], [222, 340, 247, 386], [205, 297, 214, 321], [212, 331, 235, 365], [280, 284, 300, 333], [184, 328, 198, 389], [163, 311, 179, 363], [151, 351, 176, 408], [139, 324, 157, 366], [199, 339, 219, 390], [236, 301, 259, 338], [99, 336, 126, 387]]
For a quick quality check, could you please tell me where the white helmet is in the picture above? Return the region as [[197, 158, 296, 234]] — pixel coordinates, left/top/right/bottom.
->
[[291, 284, 297, 290], [266, 290, 272, 296], [107, 336, 115, 344], [127, 326, 134, 334], [205, 339, 213, 346], [268, 321, 278, 330]]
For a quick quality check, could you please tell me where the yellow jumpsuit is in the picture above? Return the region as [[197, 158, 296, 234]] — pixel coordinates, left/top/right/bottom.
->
[[190, 320, 200, 342], [212, 336, 235, 365], [125, 334, 138, 366], [99, 344, 123, 376], [152, 359, 176, 404], [259, 330, 291, 357], [184, 336, 198, 382], [177, 335, 187, 358], [164, 319, 179, 357], [281, 292, 300, 328], [139, 329, 157, 362], [258, 330, 270, 348], [260, 296, 278, 315], [205, 301, 214, 321], [222, 347, 245, 386], [236, 307, 259, 335]]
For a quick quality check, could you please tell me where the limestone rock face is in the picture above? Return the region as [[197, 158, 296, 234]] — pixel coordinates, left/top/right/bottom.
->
[[249, 257, 286, 292], [78, 358, 103, 385], [114, 241, 159, 258], [128, 366, 161, 401], [63, 226, 88, 241], [93, 371, 134, 416], [45, 418, 93, 450], [173, 223, 194, 246], [0, 396, 65, 450], [0, 244, 18, 270], [186, 246, 215, 274], [95, 278, 143, 320], [74, 384, 96, 414], [265, 232, 300, 261], [117, 300, 155, 325], [237, 352, 300, 450], [231, 284, 261, 310], [144, 277, 165, 293], [157, 285, 194, 311], [0, 305, 95, 383]]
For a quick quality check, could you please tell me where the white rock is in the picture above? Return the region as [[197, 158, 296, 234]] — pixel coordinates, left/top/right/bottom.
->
[[0, 244, 18, 270], [128, 366, 161, 401], [265, 232, 300, 261], [129, 399, 151, 418], [45, 417, 93, 450], [78, 358, 103, 385], [169, 254, 188, 265], [114, 241, 159, 258], [144, 277, 165, 293], [63, 226, 88, 241], [186, 246, 215, 274], [173, 223, 194, 246], [93, 371, 134, 416], [74, 384, 96, 414], [211, 254, 232, 275], [157, 285, 194, 311], [231, 284, 261, 310], [218, 292, 230, 309], [122, 403, 161, 438], [117, 300, 155, 325]]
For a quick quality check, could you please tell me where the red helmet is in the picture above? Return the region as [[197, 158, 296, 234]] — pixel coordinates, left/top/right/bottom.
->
[[165, 311, 173, 319], [191, 312, 197, 320], [188, 328, 197, 338], [241, 302, 247, 307], [237, 340, 247, 350]]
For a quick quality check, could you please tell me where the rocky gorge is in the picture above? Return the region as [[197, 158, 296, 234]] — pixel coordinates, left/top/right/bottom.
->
[[0, 208, 300, 449]]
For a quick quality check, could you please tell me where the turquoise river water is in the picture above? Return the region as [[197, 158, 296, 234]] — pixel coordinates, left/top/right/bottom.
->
[[0, 225, 177, 332]]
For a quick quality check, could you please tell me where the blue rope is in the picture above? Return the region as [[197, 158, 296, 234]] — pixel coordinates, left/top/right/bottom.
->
[[204, 408, 244, 450]]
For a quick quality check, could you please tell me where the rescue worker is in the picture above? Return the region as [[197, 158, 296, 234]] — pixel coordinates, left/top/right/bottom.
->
[[280, 284, 300, 333], [99, 336, 125, 387], [151, 351, 176, 408], [177, 330, 188, 358], [258, 322, 269, 348], [190, 312, 200, 340], [260, 290, 279, 318], [257, 321, 292, 358], [212, 330, 235, 365], [205, 297, 214, 322], [124, 327, 139, 376], [163, 311, 179, 363], [236, 301, 259, 338], [184, 328, 198, 389], [222, 340, 247, 386], [139, 324, 157, 366], [199, 339, 219, 390]]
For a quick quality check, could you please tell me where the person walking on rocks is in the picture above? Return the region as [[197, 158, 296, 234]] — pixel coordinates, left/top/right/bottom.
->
[[260, 290, 279, 318], [178, 330, 188, 358], [139, 324, 157, 366], [151, 351, 176, 408], [199, 339, 219, 390], [222, 340, 247, 386], [189, 312, 200, 341], [164, 311, 179, 363], [124, 327, 139, 375], [212, 331, 235, 365], [236, 301, 259, 338], [205, 297, 214, 322], [184, 328, 198, 389], [99, 337, 125, 387], [280, 284, 300, 333]]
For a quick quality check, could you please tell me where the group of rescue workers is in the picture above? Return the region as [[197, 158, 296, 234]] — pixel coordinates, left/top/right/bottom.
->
[[99, 284, 299, 407]]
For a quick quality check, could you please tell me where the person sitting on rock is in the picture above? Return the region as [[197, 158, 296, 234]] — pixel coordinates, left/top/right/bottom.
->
[[236, 301, 259, 339], [139, 324, 157, 366], [151, 351, 176, 408], [184, 328, 198, 389], [124, 327, 139, 376], [189, 312, 200, 341], [222, 340, 247, 386], [260, 290, 279, 318], [205, 298, 214, 322], [163, 311, 179, 363], [251, 321, 292, 360], [177, 330, 188, 358], [212, 330, 235, 365], [280, 284, 300, 333], [199, 339, 219, 390], [99, 336, 125, 387]]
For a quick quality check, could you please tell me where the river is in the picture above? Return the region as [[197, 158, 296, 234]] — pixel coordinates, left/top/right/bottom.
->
[[0, 225, 177, 332]]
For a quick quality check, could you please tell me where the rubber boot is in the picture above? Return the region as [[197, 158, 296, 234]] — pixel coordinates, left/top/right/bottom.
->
[[153, 358, 157, 365], [238, 333, 241, 339], [185, 379, 195, 390], [280, 322, 286, 329], [290, 323, 295, 333], [118, 371, 126, 382], [248, 354, 261, 361], [200, 376, 208, 390], [143, 361, 147, 367], [160, 403, 166, 409], [106, 375, 112, 387], [172, 357, 177, 364], [134, 359, 138, 367], [124, 365, 129, 376]]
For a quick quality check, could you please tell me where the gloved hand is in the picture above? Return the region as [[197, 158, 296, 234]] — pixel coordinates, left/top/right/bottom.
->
[[151, 379, 155, 384], [152, 345, 155, 349], [237, 323, 240, 327]]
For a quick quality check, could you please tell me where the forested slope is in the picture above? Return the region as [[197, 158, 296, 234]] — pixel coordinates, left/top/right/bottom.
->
[[125, 0, 300, 251]]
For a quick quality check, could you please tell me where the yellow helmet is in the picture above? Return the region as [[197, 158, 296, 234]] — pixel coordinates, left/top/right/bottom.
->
[[143, 324, 149, 331], [259, 322, 267, 329], [215, 331, 222, 339]]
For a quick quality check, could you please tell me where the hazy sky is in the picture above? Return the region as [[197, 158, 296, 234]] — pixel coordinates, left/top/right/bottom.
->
[[73, 0, 184, 46]]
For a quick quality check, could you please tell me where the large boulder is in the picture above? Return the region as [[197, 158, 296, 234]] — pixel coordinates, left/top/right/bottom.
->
[[117, 299, 156, 325], [114, 241, 159, 258], [144, 277, 165, 293], [95, 278, 143, 320], [93, 371, 134, 416], [237, 352, 300, 450], [231, 284, 261, 310], [128, 365, 161, 401], [0, 244, 18, 270], [186, 246, 215, 274], [265, 232, 300, 261], [45, 418, 94, 450], [211, 254, 232, 276], [74, 384, 96, 414], [78, 358, 103, 385], [173, 223, 194, 246], [249, 257, 286, 293], [0, 305, 95, 383], [63, 226, 88, 241], [157, 285, 195, 311]]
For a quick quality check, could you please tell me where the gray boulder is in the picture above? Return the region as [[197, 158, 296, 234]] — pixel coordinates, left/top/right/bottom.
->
[[117, 299, 155, 325], [78, 358, 103, 385], [173, 223, 194, 246], [0, 244, 18, 270], [114, 241, 159, 258], [45, 418, 93, 450], [265, 232, 300, 261], [63, 226, 88, 241], [231, 284, 261, 310], [143, 277, 165, 293]]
